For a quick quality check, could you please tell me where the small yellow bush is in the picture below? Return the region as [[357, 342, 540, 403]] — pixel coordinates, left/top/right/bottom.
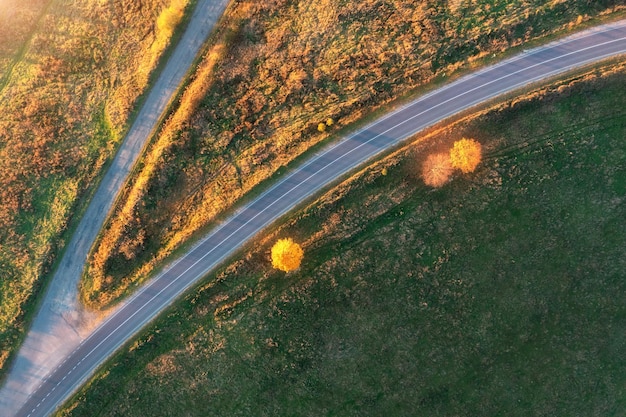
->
[[271, 238, 304, 272], [449, 138, 482, 173], [157, 2, 185, 37]]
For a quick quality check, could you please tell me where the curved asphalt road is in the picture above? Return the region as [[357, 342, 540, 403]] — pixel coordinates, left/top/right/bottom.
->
[[12, 20, 626, 417]]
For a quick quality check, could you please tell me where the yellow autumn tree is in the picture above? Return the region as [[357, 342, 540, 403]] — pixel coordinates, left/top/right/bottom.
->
[[449, 138, 482, 173], [422, 153, 453, 187], [271, 238, 304, 272]]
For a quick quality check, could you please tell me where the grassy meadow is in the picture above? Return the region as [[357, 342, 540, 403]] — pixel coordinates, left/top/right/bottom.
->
[[60, 65, 626, 416], [0, 0, 50, 83], [81, 0, 624, 309], [0, 0, 191, 375]]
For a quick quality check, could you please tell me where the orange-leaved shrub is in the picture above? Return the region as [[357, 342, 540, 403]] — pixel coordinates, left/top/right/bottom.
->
[[271, 238, 304, 272], [422, 153, 453, 188], [450, 138, 482, 173]]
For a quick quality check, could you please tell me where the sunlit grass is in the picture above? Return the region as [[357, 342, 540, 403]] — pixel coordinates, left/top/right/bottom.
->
[[0, 0, 192, 377], [81, 0, 624, 310]]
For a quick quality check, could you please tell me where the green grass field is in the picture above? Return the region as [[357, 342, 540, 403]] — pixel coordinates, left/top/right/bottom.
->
[[59, 65, 626, 416]]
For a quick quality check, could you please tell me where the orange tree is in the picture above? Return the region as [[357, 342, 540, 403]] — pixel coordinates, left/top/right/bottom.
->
[[450, 138, 482, 173], [271, 238, 304, 272], [422, 153, 454, 188]]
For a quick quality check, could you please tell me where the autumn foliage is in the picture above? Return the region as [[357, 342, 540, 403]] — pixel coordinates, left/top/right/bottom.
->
[[422, 139, 482, 187], [450, 138, 482, 173], [422, 153, 454, 188], [157, 1, 185, 37], [271, 239, 304, 272]]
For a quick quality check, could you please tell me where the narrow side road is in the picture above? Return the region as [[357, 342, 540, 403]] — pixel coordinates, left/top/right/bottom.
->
[[0, 0, 231, 415], [6, 19, 626, 417]]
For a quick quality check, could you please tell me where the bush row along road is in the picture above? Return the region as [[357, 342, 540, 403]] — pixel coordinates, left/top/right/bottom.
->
[[6, 16, 626, 417]]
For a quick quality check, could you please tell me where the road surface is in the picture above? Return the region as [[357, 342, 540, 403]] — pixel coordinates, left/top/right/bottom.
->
[[0, 0, 231, 415], [6, 19, 626, 417]]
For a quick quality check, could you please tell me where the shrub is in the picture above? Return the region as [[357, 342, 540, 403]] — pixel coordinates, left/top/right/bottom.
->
[[450, 138, 482, 173], [271, 238, 304, 272], [157, 3, 185, 37], [422, 153, 453, 188]]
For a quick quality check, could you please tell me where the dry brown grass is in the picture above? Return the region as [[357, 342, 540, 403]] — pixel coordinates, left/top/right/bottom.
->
[[0, 0, 189, 373], [82, 0, 623, 308], [0, 1, 49, 75]]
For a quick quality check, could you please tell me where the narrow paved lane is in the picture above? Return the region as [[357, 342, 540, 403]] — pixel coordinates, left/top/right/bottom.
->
[[0, 0, 231, 415], [7, 19, 626, 417]]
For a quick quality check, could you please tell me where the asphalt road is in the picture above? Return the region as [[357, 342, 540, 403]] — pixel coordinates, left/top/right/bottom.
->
[[10, 19, 626, 417]]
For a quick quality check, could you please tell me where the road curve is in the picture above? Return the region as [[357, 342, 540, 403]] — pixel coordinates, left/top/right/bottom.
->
[[0, 0, 230, 415], [11, 20, 626, 417]]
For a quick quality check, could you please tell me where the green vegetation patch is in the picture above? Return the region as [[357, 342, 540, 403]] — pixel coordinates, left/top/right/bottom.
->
[[60, 67, 626, 416]]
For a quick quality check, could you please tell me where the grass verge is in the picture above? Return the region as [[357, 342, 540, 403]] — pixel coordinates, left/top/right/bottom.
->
[[81, 0, 625, 309]]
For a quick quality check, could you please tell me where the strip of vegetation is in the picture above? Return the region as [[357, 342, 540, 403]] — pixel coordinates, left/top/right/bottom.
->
[[60, 64, 626, 416], [0, 0, 192, 375], [81, 0, 624, 309]]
